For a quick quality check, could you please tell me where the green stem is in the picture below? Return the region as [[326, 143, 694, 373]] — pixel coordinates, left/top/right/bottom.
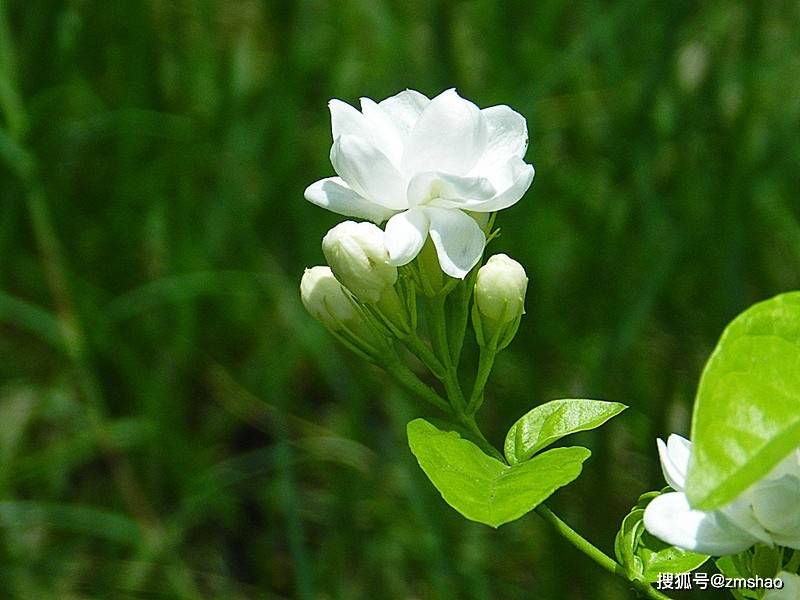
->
[[427, 295, 466, 414], [466, 346, 496, 416], [786, 549, 800, 573], [404, 332, 446, 378], [447, 270, 476, 367], [385, 360, 451, 414], [534, 505, 673, 600], [462, 414, 504, 462]]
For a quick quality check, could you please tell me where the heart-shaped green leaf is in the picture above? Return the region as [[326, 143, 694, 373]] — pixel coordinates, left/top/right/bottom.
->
[[407, 419, 590, 528], [686, 292, 800, 510], [504, 399, 627, 465]]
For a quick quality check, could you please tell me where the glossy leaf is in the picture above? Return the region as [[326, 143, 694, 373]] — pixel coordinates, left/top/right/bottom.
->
[[504, 399, 627, 465], [638, 531, 709, 583], [614, 508, 646, 579], [407, 419, 590, 528], [686, 292, 800, 510]]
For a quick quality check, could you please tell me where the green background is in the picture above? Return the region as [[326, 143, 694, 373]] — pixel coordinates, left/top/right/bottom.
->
[[1, 1, 798, 598]]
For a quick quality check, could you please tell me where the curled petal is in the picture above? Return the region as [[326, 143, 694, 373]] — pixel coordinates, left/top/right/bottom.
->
[[385, 209, 430, 266], [463, 157, 534, 213], [402, 89, 487, 177], [360, 97, 404, 165], [329, 99, 369, 142], [425, 207, 486, 279], [331, 134, 407, 209], [750, 476, 800, 545], [378, 89, 430, 138], [643, 492, 756, 556], [304, 177, 396, 224], [475, 104, 528, 171], [407, 171, 496, 208], [658, 434, 692, 492], [720, 493, 774, 547]]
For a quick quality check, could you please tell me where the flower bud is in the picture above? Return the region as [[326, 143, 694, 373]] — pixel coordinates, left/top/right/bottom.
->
[[300, 266, 361, 331], [322, 221, 397, 304], [475, 254, 528, 324]]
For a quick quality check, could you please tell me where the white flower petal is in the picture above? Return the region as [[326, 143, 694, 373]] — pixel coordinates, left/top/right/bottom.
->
[[402, 89, 487, 177], [751, 476, 800, 543], [304, 177, 396, 224], [407, 171, 496, 208], [720, 493, 775, 546], [330, 134, 407, 209], [385, 209, 429, 266], [767, 449, 800, 480], [377, 89, 430, 138], [765, 572, 800, 600], [658, 434, 691, 492], [473, 104, 528, 172], [329, 99, 369, 142], [643, 492, 756, 556], [360, 97, 404, 166], [425, 207, 486, 279], [461, 157, 534, 213]]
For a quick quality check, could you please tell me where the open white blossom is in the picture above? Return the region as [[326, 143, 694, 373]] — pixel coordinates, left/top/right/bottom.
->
[[304, 88, 535, 278], [643, 434, 800, 556]]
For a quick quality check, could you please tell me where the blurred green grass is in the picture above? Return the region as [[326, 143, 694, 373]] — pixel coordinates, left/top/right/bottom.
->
[[1, 1, 799, 598]]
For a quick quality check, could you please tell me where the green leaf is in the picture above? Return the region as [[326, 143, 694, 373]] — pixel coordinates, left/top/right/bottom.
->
[[638, 530, 709, 583], [504, 399, 627, 465], [407, 419, 590, 528], [614, 508, 646, 580], [686, 292, 800, 510]]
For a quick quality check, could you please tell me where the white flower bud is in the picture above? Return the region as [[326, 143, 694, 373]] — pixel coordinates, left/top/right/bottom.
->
[[300, 266, 360, 330], [322, 221, 398, 303], [475, 254, 528, 324]]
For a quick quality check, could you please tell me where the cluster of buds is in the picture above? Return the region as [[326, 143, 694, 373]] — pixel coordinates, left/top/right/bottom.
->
[[300, 221, 417, 363], [300, 213, 529, 420]]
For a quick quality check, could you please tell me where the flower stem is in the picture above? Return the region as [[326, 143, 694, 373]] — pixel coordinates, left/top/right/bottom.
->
[[534, 505, 673, 600], [404, 332, 446, 378], [466, 345, 496, 416], [461, 413, 505, 462], [427, 295, 466, 415], [786, 549, 800, 573], [447, 268, 477, 367], [385, 359, 451, 414]]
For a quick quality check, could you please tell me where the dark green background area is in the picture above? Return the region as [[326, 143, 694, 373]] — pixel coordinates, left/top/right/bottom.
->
[[1, 1, 798, 598]]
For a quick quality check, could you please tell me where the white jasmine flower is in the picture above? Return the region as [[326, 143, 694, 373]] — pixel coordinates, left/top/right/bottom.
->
[[322, 221, 397, 303], [643, 434, 800, 555], [304, 89, 535, 278]]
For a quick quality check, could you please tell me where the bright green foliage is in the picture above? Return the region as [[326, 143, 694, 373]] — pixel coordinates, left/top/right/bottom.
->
[[687, 292, 800, 510], [407, 419, 589, 528], [504, 399, 627, 465], [615, 491, 709, 583]]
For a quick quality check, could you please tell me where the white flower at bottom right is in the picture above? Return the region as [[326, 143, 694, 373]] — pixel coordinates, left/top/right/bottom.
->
[[643, 434, 800, 556], [764, 571, 800, 600]]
